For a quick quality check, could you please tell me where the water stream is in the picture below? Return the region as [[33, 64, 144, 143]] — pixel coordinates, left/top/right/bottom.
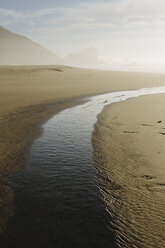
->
[[1, 87, 165, 248]]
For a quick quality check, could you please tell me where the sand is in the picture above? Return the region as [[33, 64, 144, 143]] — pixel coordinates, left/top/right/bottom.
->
[[93, 94, 165, 247], [1, 65, 165, 238]]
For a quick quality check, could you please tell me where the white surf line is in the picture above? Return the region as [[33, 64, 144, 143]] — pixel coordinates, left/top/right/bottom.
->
[[83, 86, 165, 123]]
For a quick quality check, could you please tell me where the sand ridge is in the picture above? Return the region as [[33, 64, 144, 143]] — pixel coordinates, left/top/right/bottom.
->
[[93, 94, 165, 247]]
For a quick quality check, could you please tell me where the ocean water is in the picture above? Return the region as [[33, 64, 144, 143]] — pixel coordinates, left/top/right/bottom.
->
[[1, 87, 165, 248]]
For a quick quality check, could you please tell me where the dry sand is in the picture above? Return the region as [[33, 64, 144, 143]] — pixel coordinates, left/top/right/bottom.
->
[[1, 65, 165, 237], [93, 94, 165, 247]]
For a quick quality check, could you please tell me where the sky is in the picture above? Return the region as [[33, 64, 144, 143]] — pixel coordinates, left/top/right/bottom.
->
[[1, 0, 165, 70]]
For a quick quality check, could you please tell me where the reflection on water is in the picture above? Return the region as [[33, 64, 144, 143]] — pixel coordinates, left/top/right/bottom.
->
[[1, 87, 165, 247]]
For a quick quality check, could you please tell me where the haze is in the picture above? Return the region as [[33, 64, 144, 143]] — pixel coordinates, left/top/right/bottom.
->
[[1, 0, 165, 71]]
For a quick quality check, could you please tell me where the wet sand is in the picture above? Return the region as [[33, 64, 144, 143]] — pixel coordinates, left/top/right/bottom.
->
[[93, 94, 165, 247], [1, 66, 165, 236]]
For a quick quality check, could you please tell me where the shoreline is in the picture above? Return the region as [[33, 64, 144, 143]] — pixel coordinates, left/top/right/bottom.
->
[[1, 65, 165, 235], [92, 93, 165, 247], [0, 99, 82, 234]]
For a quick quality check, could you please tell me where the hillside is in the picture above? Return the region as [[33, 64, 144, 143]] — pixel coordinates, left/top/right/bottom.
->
[[0, 26, 60, 65], [63, 47, 103, 68]]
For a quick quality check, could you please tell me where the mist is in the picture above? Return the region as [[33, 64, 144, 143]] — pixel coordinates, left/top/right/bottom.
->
[[1, 0, 165, 72]]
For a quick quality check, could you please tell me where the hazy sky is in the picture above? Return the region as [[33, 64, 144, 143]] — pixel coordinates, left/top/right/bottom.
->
[[1, 0, 165, 68]]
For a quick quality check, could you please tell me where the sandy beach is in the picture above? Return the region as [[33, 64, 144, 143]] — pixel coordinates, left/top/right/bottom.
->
[[1, 65, 165, 242], [93, 94, 165, 247]]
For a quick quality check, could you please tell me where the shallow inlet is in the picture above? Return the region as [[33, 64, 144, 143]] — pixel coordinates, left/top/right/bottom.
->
[[1, 87, 165, 248]]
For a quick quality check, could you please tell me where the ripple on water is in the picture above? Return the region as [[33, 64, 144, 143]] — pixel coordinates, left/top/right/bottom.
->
[[1, 87, 165, 247]]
